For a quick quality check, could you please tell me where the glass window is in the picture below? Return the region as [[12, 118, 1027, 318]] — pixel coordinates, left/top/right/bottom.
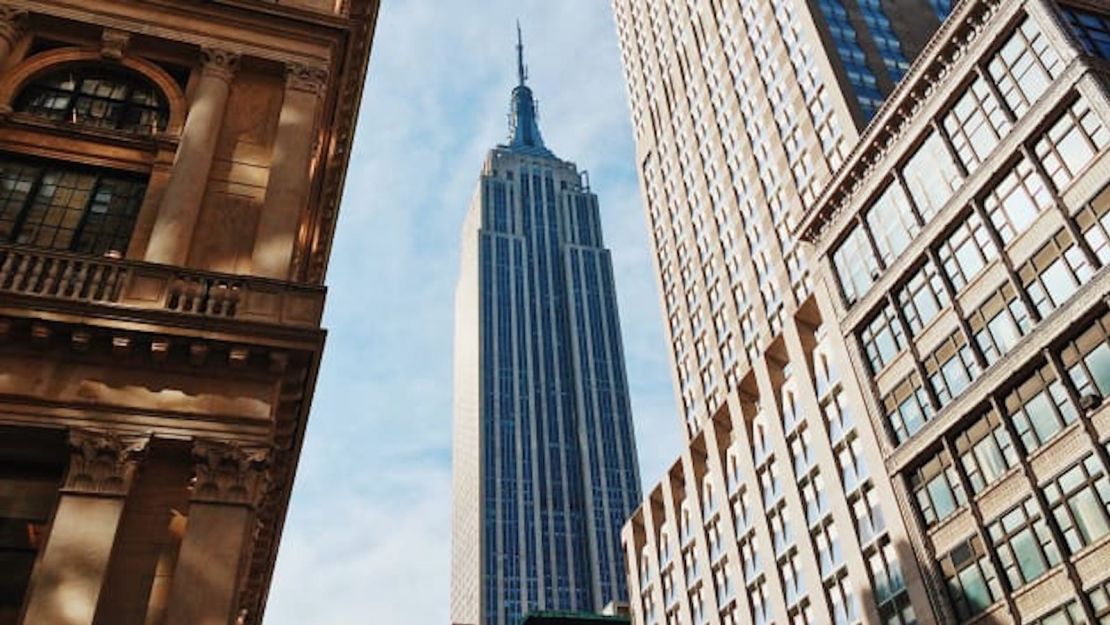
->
[[966, 282, 1034, 366], [986, 497, 1062, 589], [811, 519, 843, 579], [983, 158, 1054, 244], [901, 131, 963, 221], [849, 482, 885, 546], [942, 75, 1012, 172], [800, 471, 830, 527], [923, 330, 981, 407], [833, 224, 880, 305], [883, 372, 935, 444], [1063, 6, 1110, 59], [1018, 229, 1093, 318], [15, 65, 169, 135], [0, 460, 61, 625], [987, 17, 1064, 117], [835, 433, 869, 494], [939, 536, 1003, 621], [1028, 601, 1086, 625], [1035, 97, 1110, 189], [910, 451, 968, 526], [953, 409, 1019, 495], [865, 536, 909, 611], [865, 183, 919, 266], [1060, 311, 1110, 402], [1004, 364, 1078, 452], [0, 158, 145, 256], [897, 260, 950, 336], [1044, 454, 1110, 553], [1074, 185, 1110, 265], [859, 302, 906, 373], [936, 211, 999, 291], [1088, 577, 1110, 624], [824, 571, 859, 625]]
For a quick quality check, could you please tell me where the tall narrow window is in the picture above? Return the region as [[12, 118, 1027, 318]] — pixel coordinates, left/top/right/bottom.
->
[[16, 65, 169, 135]]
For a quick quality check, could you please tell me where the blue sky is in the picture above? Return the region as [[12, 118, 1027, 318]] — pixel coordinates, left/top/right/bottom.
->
[[265, 2, 680, 623]]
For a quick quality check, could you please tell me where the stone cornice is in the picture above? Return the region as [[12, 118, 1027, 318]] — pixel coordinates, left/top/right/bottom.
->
[[797, 0, 1008, 246], [191, 439, 271, 507], [63, 429, 150, 496]]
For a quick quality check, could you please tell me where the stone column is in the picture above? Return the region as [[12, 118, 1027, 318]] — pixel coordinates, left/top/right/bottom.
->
[[163, 440, 269, 625], [145, 47, 239, 267], [20, 430, 149, 625], [0, 5, 27, 69], [250, 62, 328, 279]]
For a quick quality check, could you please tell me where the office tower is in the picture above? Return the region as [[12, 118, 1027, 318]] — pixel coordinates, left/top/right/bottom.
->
[[799, 0, 1110, 623], [0, 2, 378, 625], [451, 32, 642, 625], [610, 0, 953, 625]]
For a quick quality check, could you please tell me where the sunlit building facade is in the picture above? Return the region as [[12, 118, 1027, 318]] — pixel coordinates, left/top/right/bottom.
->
[[0, 2, 378, 625], [610, 0, 952, 624], [801, 0, 1110, 623], [451, 37, 642, 625]]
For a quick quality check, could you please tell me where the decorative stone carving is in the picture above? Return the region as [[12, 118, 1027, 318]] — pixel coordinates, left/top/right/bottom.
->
[[64, 430, 150, 496], [285, 61, 328, 94], [0, 5, 28, 48], [100, 28, 130, 60], [191, 440, 270, 507], [200, 47, 241, 83]]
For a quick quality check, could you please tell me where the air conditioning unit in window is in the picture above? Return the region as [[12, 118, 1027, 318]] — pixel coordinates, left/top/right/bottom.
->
[[1080, 392, 1102, 412]]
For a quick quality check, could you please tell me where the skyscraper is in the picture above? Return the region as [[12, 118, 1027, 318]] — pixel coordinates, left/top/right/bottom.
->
[[451, 30, 642, 625], [610, 1, 952, 624]]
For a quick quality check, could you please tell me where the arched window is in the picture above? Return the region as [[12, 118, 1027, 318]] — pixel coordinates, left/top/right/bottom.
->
[[15, 65, 168, 134], [0, 157, 145, 255]]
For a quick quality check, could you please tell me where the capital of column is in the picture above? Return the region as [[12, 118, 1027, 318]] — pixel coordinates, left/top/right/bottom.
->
[[200, 47, 241, 83], [63, 429, 150, 496], [190, 440, 270, 507], [285, 61, 329, 94], [0, 5, 28, 47]]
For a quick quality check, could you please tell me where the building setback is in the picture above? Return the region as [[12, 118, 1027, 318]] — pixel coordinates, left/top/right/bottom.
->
[[801, 0, 1110, 623], [451, 33, 642, 625], [609, 0, 952, 624], [0, 2, 378, 625]]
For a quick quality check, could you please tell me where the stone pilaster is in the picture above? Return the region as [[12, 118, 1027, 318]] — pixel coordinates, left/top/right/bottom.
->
[[145, 47, 240, 266], [251, 61, 328, 279], [163, 440, 270, 625], [20, 430, 149, 625]]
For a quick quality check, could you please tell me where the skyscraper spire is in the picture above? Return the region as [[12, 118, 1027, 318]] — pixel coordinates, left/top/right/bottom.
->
[[506, 22, 550, 156], [516, 20, 527, 86]]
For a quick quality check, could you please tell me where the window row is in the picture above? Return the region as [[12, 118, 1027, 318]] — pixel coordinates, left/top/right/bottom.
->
[[832, 15, 1099, 307]]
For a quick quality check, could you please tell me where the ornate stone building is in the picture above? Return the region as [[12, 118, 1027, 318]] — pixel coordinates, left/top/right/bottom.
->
[[0, 1, 378, 625]]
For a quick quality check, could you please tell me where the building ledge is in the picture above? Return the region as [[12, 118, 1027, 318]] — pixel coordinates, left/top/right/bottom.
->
[[0, 243, 326, 331]]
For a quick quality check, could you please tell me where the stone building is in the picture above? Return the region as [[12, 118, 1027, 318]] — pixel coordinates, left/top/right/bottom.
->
[[0, 1, 378, 625], [801, 0, 1110, 623], [610, 0, 951, 624]]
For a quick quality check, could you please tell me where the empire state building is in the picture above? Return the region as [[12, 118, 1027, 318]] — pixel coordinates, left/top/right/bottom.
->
[[451, 29, 642, 625]]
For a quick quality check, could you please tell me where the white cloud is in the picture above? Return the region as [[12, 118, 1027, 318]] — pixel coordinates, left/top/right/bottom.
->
[[265, 2, 680, 623]]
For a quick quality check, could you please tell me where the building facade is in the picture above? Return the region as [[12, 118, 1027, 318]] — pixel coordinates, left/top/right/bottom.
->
[[801, 0, 1110, 623], [610, 0, 954, 624], [451, 37, 642, 625], [0, 2, 377, 625]]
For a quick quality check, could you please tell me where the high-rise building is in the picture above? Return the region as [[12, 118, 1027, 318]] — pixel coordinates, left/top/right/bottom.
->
[[799, 0, 1110, 623], [0, 2, 377, 625], [451, 31, 642, 625], [609, 0, 953, 624]]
